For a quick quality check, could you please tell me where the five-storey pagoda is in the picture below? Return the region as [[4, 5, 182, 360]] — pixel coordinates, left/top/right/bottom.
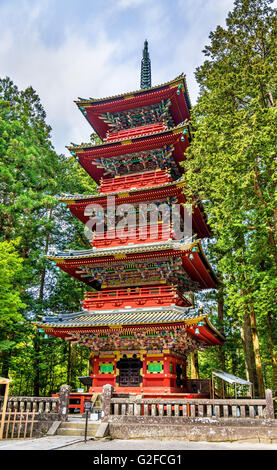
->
[[36, 42, 224, 395]]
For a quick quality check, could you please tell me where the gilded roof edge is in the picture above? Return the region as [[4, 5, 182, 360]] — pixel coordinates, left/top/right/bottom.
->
[[66, 122, 189, 152], [75, 74, 191, 109]]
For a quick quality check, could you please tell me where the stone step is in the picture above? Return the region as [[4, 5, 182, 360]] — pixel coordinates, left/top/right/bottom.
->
[[56, 420, 101, 437], [56, 428, 98, 437], [59, 422, 100, 430]]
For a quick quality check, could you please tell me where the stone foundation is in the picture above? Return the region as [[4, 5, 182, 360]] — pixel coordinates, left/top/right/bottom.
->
[[108, 418, 277, 443]]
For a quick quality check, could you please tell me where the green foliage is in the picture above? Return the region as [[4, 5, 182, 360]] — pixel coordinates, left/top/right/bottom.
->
[[0, 77, 96, 393], [183, 0, 277, 389], [0, 239, 25, 327], [1, 0, 276, 395]]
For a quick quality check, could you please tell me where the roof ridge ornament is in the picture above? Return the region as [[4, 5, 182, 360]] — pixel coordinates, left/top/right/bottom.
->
[[140, 39, 151, 90]]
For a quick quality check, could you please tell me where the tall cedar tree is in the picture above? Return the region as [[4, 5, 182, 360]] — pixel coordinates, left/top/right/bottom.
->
[[0, 77, 96, 393], [183, 0, 277, 396]]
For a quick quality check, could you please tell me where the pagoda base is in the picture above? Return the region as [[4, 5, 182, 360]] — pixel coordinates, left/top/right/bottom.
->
[[89, 350, 189, 394]]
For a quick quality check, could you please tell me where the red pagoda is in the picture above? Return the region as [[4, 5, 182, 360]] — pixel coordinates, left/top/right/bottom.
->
[[36, 41, 224, 396]]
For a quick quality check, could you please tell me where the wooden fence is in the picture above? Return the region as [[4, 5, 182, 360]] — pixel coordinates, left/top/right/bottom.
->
[[1, 411, 38, 439], [0, 396, 60, 439]]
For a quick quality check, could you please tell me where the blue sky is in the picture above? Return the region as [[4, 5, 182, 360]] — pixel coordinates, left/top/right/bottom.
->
[[0, 0, 236, 153]]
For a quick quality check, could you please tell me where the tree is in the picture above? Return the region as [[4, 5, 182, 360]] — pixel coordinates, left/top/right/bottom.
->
[[0, 77, 99, 393], [183, 0, 277, 395], [0, 239, 26, 378]]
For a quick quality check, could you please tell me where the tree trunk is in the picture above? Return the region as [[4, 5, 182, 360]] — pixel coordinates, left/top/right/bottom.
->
[[67, 342, 72, 385], [217, 289, 226, 369], [240, 311, 258, 395], [88, 351, 94, 376], [266, 311, 277, 391], [33, 334, 41, 396], [32, 207, 53, 396], [0, 350, 11, 396], [217, 289, 226, 396], [249, 307, 265, 397], [190, 351, 200, 380], [188, 291, 200, 379]]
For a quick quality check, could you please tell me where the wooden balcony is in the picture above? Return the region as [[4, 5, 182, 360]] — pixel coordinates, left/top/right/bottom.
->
[[106, 122, 166, 142], [82, 286, 190, 310], [99, 170, 172, 193]]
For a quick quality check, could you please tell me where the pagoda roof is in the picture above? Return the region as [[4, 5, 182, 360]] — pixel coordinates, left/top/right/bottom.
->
[[75, 74, 191, 139], [37, 306, 200, 328], [47, 239, 218, 290], [35, 306, 225, 346], [57, 179, 211, 239], [67, 122, 188, 152], [58, 178, 177, 202], [67, 123, 189, 183], [48, 239, 196, 261], [76, 74, 191, 108]]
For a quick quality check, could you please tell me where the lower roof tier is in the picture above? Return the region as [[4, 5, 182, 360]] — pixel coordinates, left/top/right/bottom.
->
[[35, 306, 225, 352], [47, 239, 217, 291]]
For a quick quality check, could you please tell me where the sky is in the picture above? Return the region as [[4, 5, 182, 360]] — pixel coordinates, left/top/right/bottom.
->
[[0, 0, 236, 154]]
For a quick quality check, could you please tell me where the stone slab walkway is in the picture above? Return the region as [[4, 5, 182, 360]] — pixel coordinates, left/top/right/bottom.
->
[[0, 436, 83, 450], [0, 436, 277, 450]]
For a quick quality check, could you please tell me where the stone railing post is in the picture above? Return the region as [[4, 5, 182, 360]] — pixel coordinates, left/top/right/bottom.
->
[[58, 385, 71, 422], [265, 389, 275, 419], [102, 384, 114, 422]]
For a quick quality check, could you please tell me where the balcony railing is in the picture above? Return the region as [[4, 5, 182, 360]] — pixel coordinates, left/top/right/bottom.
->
[[106, 123, 166, 142], [99, 170, 172, 193], [83, 285, 189, 310]]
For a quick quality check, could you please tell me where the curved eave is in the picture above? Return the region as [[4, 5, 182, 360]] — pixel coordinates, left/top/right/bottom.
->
[[34, 311, 205, 330], [47, 239, 197, 262], [75, 74, 191, 109], [186, 314, 225, 345], [74, 77, 191, 140], [47, 239, 218, 290], [66, 124, 190, 185], [34, 312, 224, 347], [57, 180, 180, 203], [66, 122, 189, 153]]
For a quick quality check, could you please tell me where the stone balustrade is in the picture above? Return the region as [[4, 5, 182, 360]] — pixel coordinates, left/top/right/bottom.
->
[[0, 396, 59, 414], [102, 385, 275, 422]]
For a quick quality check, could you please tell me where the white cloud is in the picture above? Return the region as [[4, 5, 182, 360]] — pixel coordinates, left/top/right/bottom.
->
[[0, 0, 237, 154], [116, 0, 149, 9]]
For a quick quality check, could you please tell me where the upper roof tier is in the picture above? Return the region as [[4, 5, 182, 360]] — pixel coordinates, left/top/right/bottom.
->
[[75, 74, 191, 140], [67, 123, 190, 183]]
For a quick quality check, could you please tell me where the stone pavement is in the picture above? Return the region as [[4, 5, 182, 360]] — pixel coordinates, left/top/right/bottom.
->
[[0, 436, 83, 450], [0, 436, 277, 450]]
